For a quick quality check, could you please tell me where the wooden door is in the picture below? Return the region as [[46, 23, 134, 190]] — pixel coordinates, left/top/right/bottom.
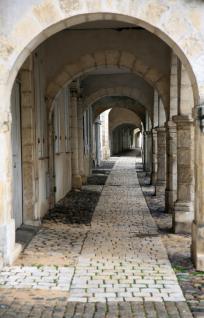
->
[[11, 81, 23, 229]]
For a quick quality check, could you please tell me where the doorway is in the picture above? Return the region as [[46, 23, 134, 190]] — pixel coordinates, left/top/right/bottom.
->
[[11, 80, 23, 229]]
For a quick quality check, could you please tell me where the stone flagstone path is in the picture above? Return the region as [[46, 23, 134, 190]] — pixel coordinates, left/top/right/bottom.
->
[[68, 156, 186, 303], [0, 155, 193, 317]]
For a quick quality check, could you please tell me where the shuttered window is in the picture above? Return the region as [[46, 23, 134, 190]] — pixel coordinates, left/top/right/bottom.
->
[[64, 88, 71, 153], [53, 87, 70, 154]]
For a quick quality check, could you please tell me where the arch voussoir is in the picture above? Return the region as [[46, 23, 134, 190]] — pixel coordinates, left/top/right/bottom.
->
[[46, 50, 168, 112]]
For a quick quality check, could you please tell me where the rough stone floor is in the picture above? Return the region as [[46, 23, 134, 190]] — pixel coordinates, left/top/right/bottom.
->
[[137, 164, 204, 318], [0, 155, 193, 317]]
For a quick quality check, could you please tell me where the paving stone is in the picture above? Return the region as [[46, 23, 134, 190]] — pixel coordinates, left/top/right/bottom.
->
[[137, 162, 201, 318], [68, 156, 185, 304], [0, 155, 194, 317]]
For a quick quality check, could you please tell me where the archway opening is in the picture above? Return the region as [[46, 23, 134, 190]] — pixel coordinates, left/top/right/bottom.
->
[[3, 8, 200, 278]]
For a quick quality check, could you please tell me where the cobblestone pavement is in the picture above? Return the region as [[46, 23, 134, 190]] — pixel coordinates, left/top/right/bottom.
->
[[137, 162, 204, 318], [0, 155, 193, 317]]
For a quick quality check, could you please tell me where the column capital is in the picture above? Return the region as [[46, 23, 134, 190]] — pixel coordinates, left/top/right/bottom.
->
[[144, 131, 152, 136], [165, 120, 177, 129], [172, 114, 194, 124], [155, 126, 166, 133], [151, 128, 158, 134]]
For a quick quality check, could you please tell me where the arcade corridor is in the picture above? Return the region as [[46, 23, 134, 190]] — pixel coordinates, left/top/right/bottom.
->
[[2, 1, 204, 316]]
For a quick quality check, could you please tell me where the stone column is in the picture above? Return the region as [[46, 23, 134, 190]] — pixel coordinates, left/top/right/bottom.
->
[[151, 90, 159, 185], [165, 120, 177, 213], [151, 128, 158, 185], [0, 84, 21, 265], [70, 84, 82, 189], [77, 98, 86, 184], [144, 131, 152, 176], [173, 115, 194, 233], [192, 120, 204, 270], [165, 53, 178, 214], [173, 64, 194, 233], [20, 57, 39, 225], [143, 132, 146, 169], [156, 127, 166, 186], [101, 109, 110, 159]]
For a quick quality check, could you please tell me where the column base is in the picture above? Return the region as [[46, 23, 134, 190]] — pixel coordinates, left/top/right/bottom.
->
[[72, 175, 82, 189], [151, 172, 157, 185], [165, 189, 176, 214], [156, 182, 166, 195], [173, 201, 194, 233], [81, 175, 87, 185], [156, 180, 166, 186], [192, 221, 204, 271], [24, 219, 41, 227], [146, 171, 152, 178], [0, 219, 22, 265]]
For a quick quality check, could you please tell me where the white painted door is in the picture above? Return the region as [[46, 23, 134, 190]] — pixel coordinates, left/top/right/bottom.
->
[[11, 81, 23, 229]]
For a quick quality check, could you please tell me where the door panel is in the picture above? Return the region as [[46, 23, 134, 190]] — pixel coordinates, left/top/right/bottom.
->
[[11, 81, 23, 229]]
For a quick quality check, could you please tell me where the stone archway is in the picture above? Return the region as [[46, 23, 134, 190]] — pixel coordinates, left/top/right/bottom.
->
[[109, 108, 142, 132], [0, 1, 203, 266], [84, 86, 152, 117], [1, 5, 202, 104], [46, 50, 168, 111], [91, 96, 147, 123]]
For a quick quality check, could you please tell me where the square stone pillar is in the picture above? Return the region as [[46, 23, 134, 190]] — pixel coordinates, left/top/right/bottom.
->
[[142, 132, 146, 169], [156, 127, 166, 186], [173, 115, 194, 233], [70, 85, 82, 189], [151, 128, 158, 185], [102, 109, 111, 159], [144, 131, 152, 176], [165, 120, 177, 214], [192, 123, 204, 270], [20, 57, 39, 225], [0, 86, 22, 264], [165, 53, 178, 214]]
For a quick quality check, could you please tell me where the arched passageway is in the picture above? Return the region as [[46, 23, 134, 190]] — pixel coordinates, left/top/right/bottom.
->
[[1, 1, 204, 316]]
